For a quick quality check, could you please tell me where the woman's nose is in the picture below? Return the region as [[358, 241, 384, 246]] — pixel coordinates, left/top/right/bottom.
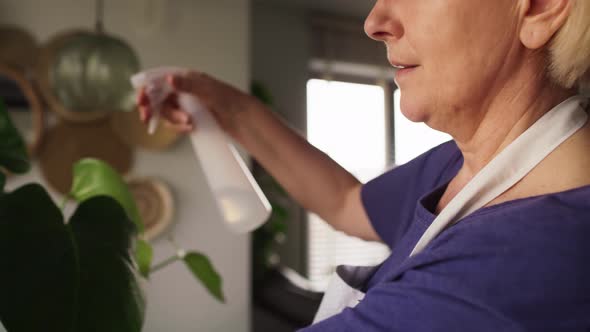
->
[[364, 0, 403, 42]]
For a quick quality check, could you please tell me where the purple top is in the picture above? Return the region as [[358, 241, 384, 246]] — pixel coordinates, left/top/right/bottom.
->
[[300, 141, 590, 331]]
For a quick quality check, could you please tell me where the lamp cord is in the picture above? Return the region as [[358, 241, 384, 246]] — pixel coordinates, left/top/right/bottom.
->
[[95, 0, 104, 33]]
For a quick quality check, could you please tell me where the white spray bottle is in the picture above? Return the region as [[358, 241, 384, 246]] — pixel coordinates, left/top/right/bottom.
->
[[131, 67, 272, 233]]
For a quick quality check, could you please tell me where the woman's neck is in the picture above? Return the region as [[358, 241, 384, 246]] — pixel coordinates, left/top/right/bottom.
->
[[452, 78, 577, 182], [435, 82, 583, 214], [436, 71, 590, 213]]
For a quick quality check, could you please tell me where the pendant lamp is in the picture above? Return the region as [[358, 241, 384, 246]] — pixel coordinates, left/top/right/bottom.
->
[[49, 0, 140, 116]]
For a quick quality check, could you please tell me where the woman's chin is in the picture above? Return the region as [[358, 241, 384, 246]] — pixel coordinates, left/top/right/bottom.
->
[[399, 96, 429, 123]]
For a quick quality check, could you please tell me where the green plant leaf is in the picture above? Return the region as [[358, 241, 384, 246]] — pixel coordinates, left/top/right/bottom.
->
[[0, 186, 145, 332], [136, 239, 153, 278], [68, 196, 145, 332], [250, 81, 274, 106], [271, 202, 288, 221], [70, 158, 143, 233], [183, 252, 225, 303], [0, 98, 30, 174], [0, 184, 77, 332]]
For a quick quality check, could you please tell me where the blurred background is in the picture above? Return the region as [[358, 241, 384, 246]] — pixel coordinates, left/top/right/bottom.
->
[[0, 0, 449, 331]]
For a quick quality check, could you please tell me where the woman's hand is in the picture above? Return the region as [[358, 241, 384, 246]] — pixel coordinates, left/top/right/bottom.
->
[[136, 70, 378, 242], [136, 71, 262, 139]]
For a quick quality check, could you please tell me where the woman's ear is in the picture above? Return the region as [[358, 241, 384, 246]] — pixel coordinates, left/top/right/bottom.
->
[[519, 0, 572, 49]]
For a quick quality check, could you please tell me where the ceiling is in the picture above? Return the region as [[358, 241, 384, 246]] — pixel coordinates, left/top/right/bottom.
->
[[255, 0, 374, 18]]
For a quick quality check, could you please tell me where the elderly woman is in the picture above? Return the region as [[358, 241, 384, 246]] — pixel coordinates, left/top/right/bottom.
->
[[139, 0, 590, 330]]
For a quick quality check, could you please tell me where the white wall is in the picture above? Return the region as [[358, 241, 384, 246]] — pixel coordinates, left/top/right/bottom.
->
[[252, 2, 309, 131], [251, 2, 310, 276], [1, 0, 251, 331]]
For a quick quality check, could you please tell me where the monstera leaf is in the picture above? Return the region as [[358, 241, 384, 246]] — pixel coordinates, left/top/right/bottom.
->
[[68, 196, 145, 332], [70, 159, 143, 233], [0, 185, 77, 332], [69, 158, 153, 278], [0, 102, 146, 330], [0, 98, 222, 332], [0, 185, 145, 332], [0, 98, 29, 174]]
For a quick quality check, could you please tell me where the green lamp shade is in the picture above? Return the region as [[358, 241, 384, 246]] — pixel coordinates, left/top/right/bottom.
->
[[49, 32, 140, 113]]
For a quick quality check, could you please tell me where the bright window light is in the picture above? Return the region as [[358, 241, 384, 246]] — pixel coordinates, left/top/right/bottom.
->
[[307, 79, 387, 182], [306, 79, 390, 291]]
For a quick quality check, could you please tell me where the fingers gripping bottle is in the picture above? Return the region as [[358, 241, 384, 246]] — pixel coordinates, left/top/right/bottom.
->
[[131, 67, 272, 233]]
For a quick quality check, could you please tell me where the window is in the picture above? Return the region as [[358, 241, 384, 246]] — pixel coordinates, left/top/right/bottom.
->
[[302, 79, 451, 292], [305, 79, 390, 291]]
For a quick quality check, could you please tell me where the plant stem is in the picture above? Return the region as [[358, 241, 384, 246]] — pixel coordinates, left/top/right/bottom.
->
[[150, 254, 180, 274]]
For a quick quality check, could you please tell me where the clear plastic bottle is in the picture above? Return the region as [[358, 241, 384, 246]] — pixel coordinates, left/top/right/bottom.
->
[[131, 67, 272, 233]]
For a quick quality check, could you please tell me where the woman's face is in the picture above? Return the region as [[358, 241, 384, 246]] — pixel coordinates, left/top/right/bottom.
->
[[365, 0, 522, 133]]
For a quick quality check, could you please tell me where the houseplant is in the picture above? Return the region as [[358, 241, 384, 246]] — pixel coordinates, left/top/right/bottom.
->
[[0, 99, 223, 332]]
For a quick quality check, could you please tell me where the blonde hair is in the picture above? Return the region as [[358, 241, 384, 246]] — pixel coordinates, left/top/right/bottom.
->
[[548, 0, 590, 91]]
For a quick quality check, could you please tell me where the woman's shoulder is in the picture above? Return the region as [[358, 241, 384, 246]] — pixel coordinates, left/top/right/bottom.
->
[[393, 194, 590, 331], [426, 186, 590, 267], [405, 190, 590, 303], [464, 184, 590, 228], [361, 140, 462, 247]]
